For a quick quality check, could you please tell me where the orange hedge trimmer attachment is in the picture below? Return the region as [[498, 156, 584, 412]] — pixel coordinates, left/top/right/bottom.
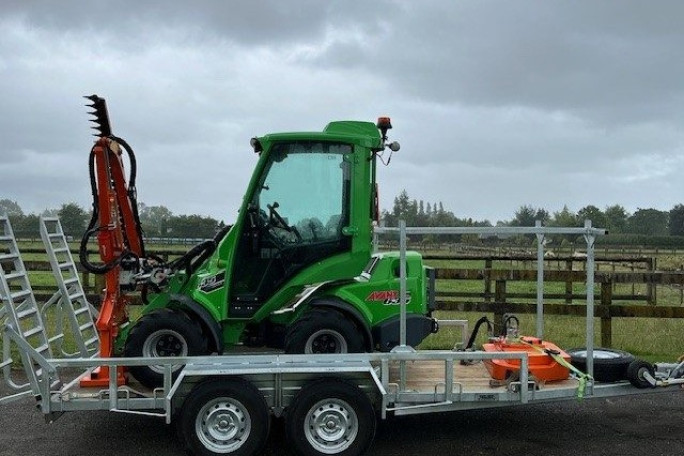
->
[[463, 314, 591, 397]]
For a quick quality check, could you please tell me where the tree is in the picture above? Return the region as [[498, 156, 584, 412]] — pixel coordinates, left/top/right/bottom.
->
[[138, 203, 173, 237], [604, 205, 629, 234], [0, 199, 24, 217], [577, 205, 606, 228], [627, 208, 668, 236], [510, 205, 548, 226], [12, 214, 39, 239], [669, 204, 684, 236], [58, 203, 88, 237], [550, 205, 578, 227], [167, 214, 219, 239]]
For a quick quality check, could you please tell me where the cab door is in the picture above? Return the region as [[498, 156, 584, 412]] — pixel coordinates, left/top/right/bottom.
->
[[229, 141, 352, 317]]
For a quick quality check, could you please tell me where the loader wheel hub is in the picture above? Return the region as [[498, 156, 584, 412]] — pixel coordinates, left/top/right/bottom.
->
[[143, 329, 189, 358], [305, 329, 348, 354]]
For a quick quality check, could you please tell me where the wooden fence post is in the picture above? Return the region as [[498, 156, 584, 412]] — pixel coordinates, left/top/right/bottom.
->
[[95, 274, 105, 296], [495, 279, 506, 303], [600, 280, 613, 348], [493, 280, 506, 330], [565, 260, 573, 304], [83, 271, 90, 293], [484, 258, 492, 303]]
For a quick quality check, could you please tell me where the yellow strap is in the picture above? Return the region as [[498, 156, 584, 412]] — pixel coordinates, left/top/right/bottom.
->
[[511, 337, 593, 399]]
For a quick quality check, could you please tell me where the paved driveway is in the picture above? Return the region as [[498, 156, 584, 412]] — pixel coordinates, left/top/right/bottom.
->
[[1, 382, 681, 456]]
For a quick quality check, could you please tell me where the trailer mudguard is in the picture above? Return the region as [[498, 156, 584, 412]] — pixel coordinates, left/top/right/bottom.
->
[[309, 297, 374, 351], [169, 294, 224, 354]]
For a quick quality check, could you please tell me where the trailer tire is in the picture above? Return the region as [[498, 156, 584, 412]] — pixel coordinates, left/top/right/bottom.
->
[[124, 308, 207, 388], [181, 378, 269, 456], [286, 378, 375, 456], [626, 360, 656, 389], [284, 308, 364, 354], [567, 348, 635, 383]]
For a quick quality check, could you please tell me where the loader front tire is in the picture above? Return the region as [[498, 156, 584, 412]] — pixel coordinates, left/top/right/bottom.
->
[[284, 308, 364, 354], [124, 308, 207, 388]]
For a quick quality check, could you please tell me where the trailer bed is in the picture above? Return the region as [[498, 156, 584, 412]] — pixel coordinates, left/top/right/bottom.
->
[[388, 359, 578, 393]]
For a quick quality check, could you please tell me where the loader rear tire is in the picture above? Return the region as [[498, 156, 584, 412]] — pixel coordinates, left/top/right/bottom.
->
[[124, 308, 207, 388], [284, 308, 364, 354]]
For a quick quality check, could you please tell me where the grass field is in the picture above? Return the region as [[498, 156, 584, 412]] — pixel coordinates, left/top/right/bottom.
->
[[420, 311, 683, 363], [2, 242, 683, 370]]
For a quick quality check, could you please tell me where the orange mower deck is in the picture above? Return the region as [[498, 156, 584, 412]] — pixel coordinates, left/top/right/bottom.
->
[[483, 337, 571, 382]]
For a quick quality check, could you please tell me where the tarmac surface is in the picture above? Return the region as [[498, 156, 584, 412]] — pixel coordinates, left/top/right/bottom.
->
[[1, 379, 682, 456]]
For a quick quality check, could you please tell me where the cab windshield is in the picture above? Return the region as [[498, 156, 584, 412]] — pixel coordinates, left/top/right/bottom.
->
[[256, 141, 351, 244]]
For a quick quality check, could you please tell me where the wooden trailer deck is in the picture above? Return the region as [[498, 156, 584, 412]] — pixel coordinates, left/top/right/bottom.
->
[[387, 359, 578, 394]]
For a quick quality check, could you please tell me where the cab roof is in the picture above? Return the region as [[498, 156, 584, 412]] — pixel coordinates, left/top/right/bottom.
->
[[258, 120, 382, 150]]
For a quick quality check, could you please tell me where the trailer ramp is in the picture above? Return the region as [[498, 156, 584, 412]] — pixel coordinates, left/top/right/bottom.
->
[[0, 214, 60, 403], [39, 216, 99, 358]]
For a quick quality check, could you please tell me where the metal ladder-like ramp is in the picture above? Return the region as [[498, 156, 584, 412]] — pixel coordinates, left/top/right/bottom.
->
[[0, 214, 58, 399], [39, 216, 99, 358]]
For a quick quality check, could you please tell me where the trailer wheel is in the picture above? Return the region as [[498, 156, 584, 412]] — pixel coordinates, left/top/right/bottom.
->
[[567, 348, 635, 383], [284, 309, 364, 354], [181, 378, 269, 456], [124, 308, 207, 388], [626, 360, 656, 389], [286, 379, 375, 456]]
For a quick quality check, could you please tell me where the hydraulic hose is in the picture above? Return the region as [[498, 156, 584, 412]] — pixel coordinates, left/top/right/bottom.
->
[[79, 136, 145, 274], [464, 316, 493, 351]]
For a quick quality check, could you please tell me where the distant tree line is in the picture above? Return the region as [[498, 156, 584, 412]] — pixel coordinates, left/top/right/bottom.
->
[[0, 199, 224, 239], [381, 190, 684, 246], [3, 192, 683, 246]]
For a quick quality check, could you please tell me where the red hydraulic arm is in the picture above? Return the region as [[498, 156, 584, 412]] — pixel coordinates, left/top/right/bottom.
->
[[79, 96, 146, 386]]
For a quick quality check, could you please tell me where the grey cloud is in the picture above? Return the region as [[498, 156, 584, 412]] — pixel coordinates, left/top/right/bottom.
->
[[308, 1, 684, 126], [1, 0, 392, 47], [0, 1, 682, 224]]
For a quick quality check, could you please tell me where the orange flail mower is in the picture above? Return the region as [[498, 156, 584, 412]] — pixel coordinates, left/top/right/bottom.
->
[[483, 336, 572, 382]]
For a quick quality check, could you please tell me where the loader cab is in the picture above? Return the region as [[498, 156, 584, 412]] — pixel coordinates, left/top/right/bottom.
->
[[229, 140, 354, 317]]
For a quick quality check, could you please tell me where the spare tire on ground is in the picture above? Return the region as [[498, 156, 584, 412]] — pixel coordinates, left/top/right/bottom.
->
[[567, 348, 636, 383]]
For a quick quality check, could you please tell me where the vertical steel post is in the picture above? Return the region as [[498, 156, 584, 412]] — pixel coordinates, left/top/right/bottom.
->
[[399, 220, 407, 348], [584, 219, 596, 387], [535, 220, 545, 339]]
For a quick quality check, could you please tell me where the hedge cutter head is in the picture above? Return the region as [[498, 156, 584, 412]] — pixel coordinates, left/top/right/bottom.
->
[[84, 94, 112, 137]]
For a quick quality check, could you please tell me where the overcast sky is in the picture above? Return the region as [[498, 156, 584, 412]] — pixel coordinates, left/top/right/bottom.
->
[[1, 1, 683, 225]]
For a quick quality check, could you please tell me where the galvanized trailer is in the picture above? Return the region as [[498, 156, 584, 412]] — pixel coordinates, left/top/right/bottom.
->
[[2, 220, 683, 456]]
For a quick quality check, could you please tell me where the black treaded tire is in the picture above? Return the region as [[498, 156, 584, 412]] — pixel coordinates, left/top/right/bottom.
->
[[124, 308, 207, 388], [286, 378, 376, 456], [626, 360, 656, 389], [284, 308, 365, 354], [567, 347, 635, 383], [180, 378, 270, 456]]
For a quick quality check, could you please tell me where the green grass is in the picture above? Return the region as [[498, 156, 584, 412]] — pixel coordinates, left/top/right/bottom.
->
[[420, 311, 683, 363], [2, 244, 683, 370]]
